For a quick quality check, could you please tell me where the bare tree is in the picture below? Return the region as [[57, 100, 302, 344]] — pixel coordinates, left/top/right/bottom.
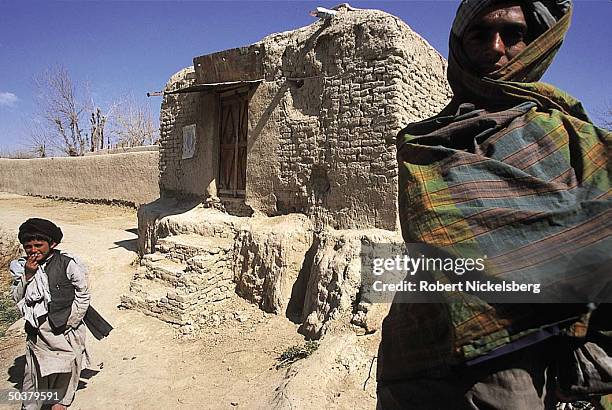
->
[[25, 119, 51, 158], [89, 107, 107, 151], [112, 94, 158, 147], [32, 66, 155, 155], [33, 66, 94, 156]]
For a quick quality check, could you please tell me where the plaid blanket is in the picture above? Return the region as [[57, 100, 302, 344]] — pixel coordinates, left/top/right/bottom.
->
[[378, 0, 611, 382]]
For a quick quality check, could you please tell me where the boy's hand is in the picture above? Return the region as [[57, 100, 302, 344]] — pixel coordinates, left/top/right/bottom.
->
[[24, 254, 39, 279]]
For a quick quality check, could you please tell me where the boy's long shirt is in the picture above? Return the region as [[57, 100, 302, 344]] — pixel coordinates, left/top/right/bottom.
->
[[10, 250, 91, 330]]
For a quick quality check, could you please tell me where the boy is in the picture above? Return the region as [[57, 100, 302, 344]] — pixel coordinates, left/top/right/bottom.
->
[[10, 218, 90, 410]]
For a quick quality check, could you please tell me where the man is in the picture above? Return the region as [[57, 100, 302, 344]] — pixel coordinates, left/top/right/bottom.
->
[[377, 0, 611, 408], [11, 218, 90, 410]]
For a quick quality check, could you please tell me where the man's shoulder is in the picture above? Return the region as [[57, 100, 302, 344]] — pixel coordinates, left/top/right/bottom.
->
[[56, 250, 88, 275], [54, 248, 79, 257], [53, 249, 74, 261], [398, 99, 461, 140], [51, 250, 86, 268]]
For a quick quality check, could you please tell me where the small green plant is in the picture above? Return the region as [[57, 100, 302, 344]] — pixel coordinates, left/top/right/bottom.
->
[[0, 292, 20, 337], [276, 340, 319, 369], [1, 245, 21, 337]]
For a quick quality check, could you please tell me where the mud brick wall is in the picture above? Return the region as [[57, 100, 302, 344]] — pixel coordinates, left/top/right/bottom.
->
[[159, 67, 219, 199], [247, 9, 451, 230], [0, 149, 159, 206]]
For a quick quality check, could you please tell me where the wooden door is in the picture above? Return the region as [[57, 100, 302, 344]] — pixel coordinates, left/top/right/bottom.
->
[[218, 92, 248, 197]]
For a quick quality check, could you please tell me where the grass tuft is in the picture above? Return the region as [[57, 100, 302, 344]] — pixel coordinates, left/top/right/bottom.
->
[[276, 340, 319, 369], [0, 291, 20, 337]]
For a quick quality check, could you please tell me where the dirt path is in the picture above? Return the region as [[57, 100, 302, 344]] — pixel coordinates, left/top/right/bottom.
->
[[0, 193, 317, 409]]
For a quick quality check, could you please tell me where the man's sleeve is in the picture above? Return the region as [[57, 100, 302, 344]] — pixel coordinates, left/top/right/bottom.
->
[[65, 257, 91, 328], [9, 259, 29, 304]]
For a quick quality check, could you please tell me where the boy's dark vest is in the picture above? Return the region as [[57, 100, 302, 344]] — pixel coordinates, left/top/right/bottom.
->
[[45, 251, 76, 332]]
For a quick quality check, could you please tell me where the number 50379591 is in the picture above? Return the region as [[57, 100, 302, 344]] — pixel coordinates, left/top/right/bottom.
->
[[4, 390, 60, 403]]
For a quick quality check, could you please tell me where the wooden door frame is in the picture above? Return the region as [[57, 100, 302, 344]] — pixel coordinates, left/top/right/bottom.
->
[[217, 88, 248, 198]]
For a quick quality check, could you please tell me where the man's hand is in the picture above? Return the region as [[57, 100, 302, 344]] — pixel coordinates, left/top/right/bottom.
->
[[24, 254, 39, 279]]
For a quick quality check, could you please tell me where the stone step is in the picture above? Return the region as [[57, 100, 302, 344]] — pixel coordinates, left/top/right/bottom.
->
[[121, 273, 235, 326], [140, 256, 187, 285], [153, 205, 245, 241], [186, 254, 230, 274], [156, 234, 234, 262], [128, 276, 177, 301], [120, 277, 192, 325], [140, 249, 234, 289], [158, 233, 234, 252], [141, 252, 165, 263]]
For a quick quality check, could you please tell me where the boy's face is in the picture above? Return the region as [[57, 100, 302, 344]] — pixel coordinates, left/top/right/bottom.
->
[[23, 239, 56, 263]]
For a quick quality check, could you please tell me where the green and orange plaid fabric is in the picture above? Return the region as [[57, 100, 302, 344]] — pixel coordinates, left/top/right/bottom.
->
[[378, 1, 611, 382]]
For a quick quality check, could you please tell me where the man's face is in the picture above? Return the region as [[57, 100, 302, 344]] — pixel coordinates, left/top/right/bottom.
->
[[461, 3, 530, 77], [23, 239, 55, 263]]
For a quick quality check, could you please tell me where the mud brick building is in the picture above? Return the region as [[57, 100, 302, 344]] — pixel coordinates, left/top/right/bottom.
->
[[126, 6, 452, 336], [157, 5, 450, 231]]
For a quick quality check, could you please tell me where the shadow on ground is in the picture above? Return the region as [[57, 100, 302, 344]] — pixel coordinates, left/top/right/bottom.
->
[[112, 239, 138, 253], [77, 368, 100, 390], [7, 355, 24, 389], [7, 355, 100, 391]]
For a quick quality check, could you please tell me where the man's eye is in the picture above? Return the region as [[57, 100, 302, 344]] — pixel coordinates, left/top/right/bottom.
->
[[468, 30, 488, 41], [503, 29, 524, 43]]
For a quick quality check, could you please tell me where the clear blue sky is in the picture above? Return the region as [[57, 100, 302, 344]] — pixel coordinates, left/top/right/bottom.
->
[[0, 1, 610, 152]]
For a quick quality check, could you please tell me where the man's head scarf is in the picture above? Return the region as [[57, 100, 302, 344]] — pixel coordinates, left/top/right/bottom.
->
[[452, 0, 571, 39], [447, 0, 574, 110], [18, 218, 63, 244]]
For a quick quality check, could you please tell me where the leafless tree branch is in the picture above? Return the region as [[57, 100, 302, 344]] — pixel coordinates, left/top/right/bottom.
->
[[110, 94, 159, 147], [33, 66, 90, 156], [32, 66, 156, 156]]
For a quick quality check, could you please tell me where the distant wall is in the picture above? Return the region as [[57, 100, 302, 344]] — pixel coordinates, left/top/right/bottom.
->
[[0, 149, 159, 206], [84, 145, 159, 156]]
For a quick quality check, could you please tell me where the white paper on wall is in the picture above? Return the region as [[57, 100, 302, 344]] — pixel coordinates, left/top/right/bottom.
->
[[182, 124, 196, 159]]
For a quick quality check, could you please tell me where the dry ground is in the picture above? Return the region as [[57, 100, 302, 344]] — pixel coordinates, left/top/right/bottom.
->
[[0, 193, 377, 410]]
